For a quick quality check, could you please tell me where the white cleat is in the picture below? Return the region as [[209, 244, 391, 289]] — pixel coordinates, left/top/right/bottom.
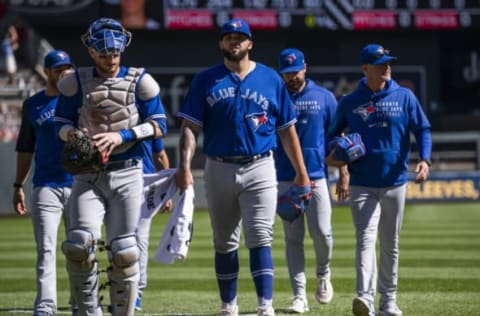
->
[[352, 297, 375, 316], [379, 302, 403, 316], [315, 276, 334, 304], [287, 296, 309, 314], [257, 304, 275, 316], [220, 303, 238, 316]]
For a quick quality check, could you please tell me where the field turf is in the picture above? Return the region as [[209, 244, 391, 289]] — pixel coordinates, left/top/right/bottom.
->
[[0, 203, 479, 315]]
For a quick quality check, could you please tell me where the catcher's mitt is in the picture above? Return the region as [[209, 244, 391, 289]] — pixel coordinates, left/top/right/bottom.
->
[[328, 132, 366, 164], [62, 130, 106, 174], [277, 184, 313, 223]]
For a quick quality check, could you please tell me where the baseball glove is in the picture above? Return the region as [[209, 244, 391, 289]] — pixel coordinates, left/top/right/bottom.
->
[[328, 132, 366, 164], [62, 130, 107, 174], [277, 184, 313, 223]]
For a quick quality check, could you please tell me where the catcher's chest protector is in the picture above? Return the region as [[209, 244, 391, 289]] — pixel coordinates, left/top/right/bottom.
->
[[77, 67, 142, 154]]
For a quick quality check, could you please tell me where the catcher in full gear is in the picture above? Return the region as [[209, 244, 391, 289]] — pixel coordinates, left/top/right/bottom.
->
[[55, 18, 167, 316]]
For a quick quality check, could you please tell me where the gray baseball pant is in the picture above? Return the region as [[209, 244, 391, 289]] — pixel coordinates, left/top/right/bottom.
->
[[31, 186, 71, 315], [349, 184, 406, 305], [279, 178, 333, 298]]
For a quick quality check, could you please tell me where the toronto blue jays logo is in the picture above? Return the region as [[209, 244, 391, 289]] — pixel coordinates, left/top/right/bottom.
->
[[245, 112, 268, 131], [230, 20, 243, 29], [284, 53, 297, 65], [56, 51, 69, 60], [353, 102, 376, 121]]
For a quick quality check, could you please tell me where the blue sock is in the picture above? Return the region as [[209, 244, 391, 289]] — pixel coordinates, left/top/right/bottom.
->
[[215, 250, 239, 303], [250, 246, 274, 300]]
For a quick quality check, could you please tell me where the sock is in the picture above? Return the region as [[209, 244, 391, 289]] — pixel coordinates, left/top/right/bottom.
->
[[215, 250, 239, 304], [250, 246, 274, 302]]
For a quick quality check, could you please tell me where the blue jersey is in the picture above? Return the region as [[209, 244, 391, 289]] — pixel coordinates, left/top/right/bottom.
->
[[328, 78, 432, 187], [275, 79, 337, 181], [178, 63, 296, 157], [141, 138, 164, 174], [54, 66, 167, 162], [16, 91, 73, 188]]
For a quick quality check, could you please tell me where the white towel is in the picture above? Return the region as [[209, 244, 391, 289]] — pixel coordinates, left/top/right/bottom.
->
[[141, 169, 177, 220], [154, 185, 195, 264]]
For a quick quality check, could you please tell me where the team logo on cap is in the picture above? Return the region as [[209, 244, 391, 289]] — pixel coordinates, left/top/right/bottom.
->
[[57, 51, 68, 60], [230, 20, 243, 29], [353, 102, 376, 121], [284, 53, 297, 65], [246, 112, 268, 131]]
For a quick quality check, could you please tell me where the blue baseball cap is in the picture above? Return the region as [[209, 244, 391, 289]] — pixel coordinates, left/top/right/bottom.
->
[[220, 18, 252, 39], [44, 50, 73, 68], [359, 44, 397, 65], [278, 48, 305, 73]]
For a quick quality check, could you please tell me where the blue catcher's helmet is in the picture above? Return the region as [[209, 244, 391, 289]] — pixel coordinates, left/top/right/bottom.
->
[[81, 18, 132, 55]]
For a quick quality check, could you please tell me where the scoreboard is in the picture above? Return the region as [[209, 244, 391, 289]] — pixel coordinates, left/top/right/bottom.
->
[[163, 0, 480, 30]]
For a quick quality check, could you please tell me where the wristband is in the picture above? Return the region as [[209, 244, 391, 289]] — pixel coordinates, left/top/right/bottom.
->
[[419, 159, 432, 167], [13, 183, 23, 188]]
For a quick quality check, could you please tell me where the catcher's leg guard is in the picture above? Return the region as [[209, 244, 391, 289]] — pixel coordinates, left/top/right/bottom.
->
[[62, 229, 103, 316], [107, 234, 140, 316]]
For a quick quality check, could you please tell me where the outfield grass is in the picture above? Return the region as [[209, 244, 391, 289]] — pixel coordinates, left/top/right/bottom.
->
[[0, 203, 479, 316]]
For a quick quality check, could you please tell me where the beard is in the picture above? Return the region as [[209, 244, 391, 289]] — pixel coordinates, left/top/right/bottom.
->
[[222, 48, 249, 62], [286, 78, 304, 92]]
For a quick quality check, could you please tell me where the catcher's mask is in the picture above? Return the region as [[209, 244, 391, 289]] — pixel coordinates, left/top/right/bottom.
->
[[81, 18, 132, 55]]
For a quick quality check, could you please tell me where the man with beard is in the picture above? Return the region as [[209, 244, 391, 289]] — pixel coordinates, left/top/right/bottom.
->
[[275, 48, 349, 313], [174, 19, 311, 316]]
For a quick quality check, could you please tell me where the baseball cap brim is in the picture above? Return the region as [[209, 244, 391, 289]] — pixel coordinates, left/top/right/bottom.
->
[[370, 55, 397, 65], [47, 61, 73, 68], [279, 64, 305, 74]]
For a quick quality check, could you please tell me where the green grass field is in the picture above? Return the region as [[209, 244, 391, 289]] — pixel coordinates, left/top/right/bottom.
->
[[1, 203, 479, 316]]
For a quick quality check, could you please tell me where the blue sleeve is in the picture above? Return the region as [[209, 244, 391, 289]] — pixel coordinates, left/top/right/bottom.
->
[[152, 138, 164, 153], [408, 93, 432, 161], [327, 95, 348, 139], [16, 100, 35, 153], [178, 74, 205, 126], [324, 92, 338, 155], [135, 76, 168, 136], [276, 78, 296, 129], [54, 93, 82, 129]]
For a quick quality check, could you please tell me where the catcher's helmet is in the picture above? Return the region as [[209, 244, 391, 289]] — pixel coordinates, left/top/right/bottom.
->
[[81, 18, 131, 55]]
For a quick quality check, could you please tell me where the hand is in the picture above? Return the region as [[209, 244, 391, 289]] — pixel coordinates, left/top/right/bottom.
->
[[175, 167, 194, 191], [415, 160, 430, 183], [161, 199, 173, 213], [92, 132, 123, 156], [12, 187, 27, 215], [336, 172, 350, 201]]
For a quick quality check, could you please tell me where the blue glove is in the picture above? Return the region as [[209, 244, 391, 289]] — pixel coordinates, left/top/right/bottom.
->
[[328, 132, 366, 164], [277, 184, 312, 223]]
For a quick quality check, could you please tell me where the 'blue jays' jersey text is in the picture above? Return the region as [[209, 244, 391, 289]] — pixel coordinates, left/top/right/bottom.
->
[[275, 79, 337, 181], [16, 91, 73, 188], [178, 63, 296, 157], [328, 78, 431, 187]]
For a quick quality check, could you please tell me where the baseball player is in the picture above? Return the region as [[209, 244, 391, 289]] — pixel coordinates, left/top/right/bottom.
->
[[54, 18, 167, 316], [135, 138, 172, 311], [326, 44, 431, 316], [275, 48, 349, 313], [174, 19, 310, 316], [12, 50, 74, 316]]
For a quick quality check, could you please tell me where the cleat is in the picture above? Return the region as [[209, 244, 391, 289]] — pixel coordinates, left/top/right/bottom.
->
[[257, 304, 275, 316], [379, 302, 403, 316], [287, 296, 309, 313], [315, 276, 334, 304], [220, 303, 238, 316], [352, 297, 375, 316]]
